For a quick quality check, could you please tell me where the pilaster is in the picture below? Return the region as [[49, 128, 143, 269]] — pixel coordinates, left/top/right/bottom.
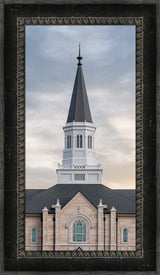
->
[[52, 199, 61, 251], [97, 199, 107, 251], [42, 206, 48, 250], [110, 206, 117, 251]]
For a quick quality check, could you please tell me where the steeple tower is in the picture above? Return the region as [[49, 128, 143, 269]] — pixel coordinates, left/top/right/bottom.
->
[[56, 47, 102, 184]]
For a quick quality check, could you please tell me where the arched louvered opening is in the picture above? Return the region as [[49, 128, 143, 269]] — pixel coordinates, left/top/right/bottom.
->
[[77, 134, 83, 148], [66, 134, 71, 148], [88, 135, 92, 149]]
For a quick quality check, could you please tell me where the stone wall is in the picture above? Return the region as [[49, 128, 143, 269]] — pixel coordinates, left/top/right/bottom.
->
[[47, 214, 54, 250], [104, 214, 110, 250], [117, 215, 136, 251], [25, 215, 42, 251]]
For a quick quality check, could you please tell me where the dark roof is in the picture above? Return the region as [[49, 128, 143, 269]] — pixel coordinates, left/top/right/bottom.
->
[[67, 64, 92, 123], [25, 184, 135, 215]]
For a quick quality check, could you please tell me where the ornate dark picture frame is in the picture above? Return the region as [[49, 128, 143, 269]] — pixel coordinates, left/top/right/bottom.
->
[[18, 16, 142, 259], [3, 3, 157, 273]]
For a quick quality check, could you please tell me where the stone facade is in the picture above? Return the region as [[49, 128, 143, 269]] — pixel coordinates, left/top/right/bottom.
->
[[25, 192, 136, 251], [25, 215, 42, 251], [117, 215, 136, 251]]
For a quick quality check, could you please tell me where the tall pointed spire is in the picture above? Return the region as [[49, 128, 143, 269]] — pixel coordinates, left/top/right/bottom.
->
[[67, 47, 92, 123]]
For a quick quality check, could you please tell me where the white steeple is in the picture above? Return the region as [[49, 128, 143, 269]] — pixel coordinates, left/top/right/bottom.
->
[[56, 47, 102, 184]]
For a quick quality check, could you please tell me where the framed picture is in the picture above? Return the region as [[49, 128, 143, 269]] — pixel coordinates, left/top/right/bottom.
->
[[25, 23, 136, 253], [1, 2, 158, 273]]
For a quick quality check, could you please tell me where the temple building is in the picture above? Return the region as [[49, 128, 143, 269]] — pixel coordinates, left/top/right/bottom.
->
[[25, 48, 136, 251]]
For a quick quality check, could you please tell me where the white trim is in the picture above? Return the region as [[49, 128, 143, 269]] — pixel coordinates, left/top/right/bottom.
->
[[66, 213, 92, 228], [54, 243, 98, 246]]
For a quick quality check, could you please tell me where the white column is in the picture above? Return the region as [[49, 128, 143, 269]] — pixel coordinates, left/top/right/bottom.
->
[[72, 132, 75, 149], [97, 199, 107, 250], [110, 206, 117, 251], [64, 134, 66, 149], [42, 206, 48, 250]]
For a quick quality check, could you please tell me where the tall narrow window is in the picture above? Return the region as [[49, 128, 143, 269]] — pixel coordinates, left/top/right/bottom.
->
[[77, 134, 83, 148], [32, 228, 36, 242], [88, 135, 92, 149], [67, 134, 71, 148], [123, 228, 127, 242], [73, 220, 86, 242]]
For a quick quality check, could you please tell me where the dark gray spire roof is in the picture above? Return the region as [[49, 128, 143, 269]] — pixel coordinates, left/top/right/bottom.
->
[[67, 50, 92, 123], [25, 184, 135, 214]]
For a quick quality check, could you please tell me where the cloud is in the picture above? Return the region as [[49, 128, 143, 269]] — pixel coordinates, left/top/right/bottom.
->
[[25, 25, 135, 189], [26, 167, 57, 189]]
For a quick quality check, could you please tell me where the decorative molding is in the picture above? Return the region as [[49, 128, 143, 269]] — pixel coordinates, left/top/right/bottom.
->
[[17, 16, 143, 258], [66, 213, 92, 229]]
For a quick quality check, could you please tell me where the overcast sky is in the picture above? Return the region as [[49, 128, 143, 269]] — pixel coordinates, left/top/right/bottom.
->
[[25, 25, 135, 190]]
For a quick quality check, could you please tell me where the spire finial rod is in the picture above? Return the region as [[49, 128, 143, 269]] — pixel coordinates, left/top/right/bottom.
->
[[77, 44, 82, 65]]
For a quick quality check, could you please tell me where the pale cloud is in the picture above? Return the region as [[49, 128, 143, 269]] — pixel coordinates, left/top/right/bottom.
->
[[26, 167, 56, 189], [108, 116, 135, 138]]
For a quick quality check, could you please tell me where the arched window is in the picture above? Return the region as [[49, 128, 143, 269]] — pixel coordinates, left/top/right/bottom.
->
[[123, 228, 127, 242], [73, 220, 86, 242], [88, 135, 92, 149], [32, 228, 36, 242], [77, 134, 82, 148], [67, 134, 71, 149]]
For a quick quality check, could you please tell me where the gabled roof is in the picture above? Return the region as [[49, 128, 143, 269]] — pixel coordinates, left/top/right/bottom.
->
[[67, 53, 92, 123], [25, 184, 135, 215]]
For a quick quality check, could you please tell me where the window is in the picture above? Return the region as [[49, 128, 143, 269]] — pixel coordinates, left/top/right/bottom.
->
[[32, 228, 36, 242], [88, 135, 92, 149], [67, 214, 91, 244], [67, 134, 71, 148], [123, 228, 127, 242], [77, 134, 82, 148], [73, 220, 86, 242], [74, 174, 85, 181]]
